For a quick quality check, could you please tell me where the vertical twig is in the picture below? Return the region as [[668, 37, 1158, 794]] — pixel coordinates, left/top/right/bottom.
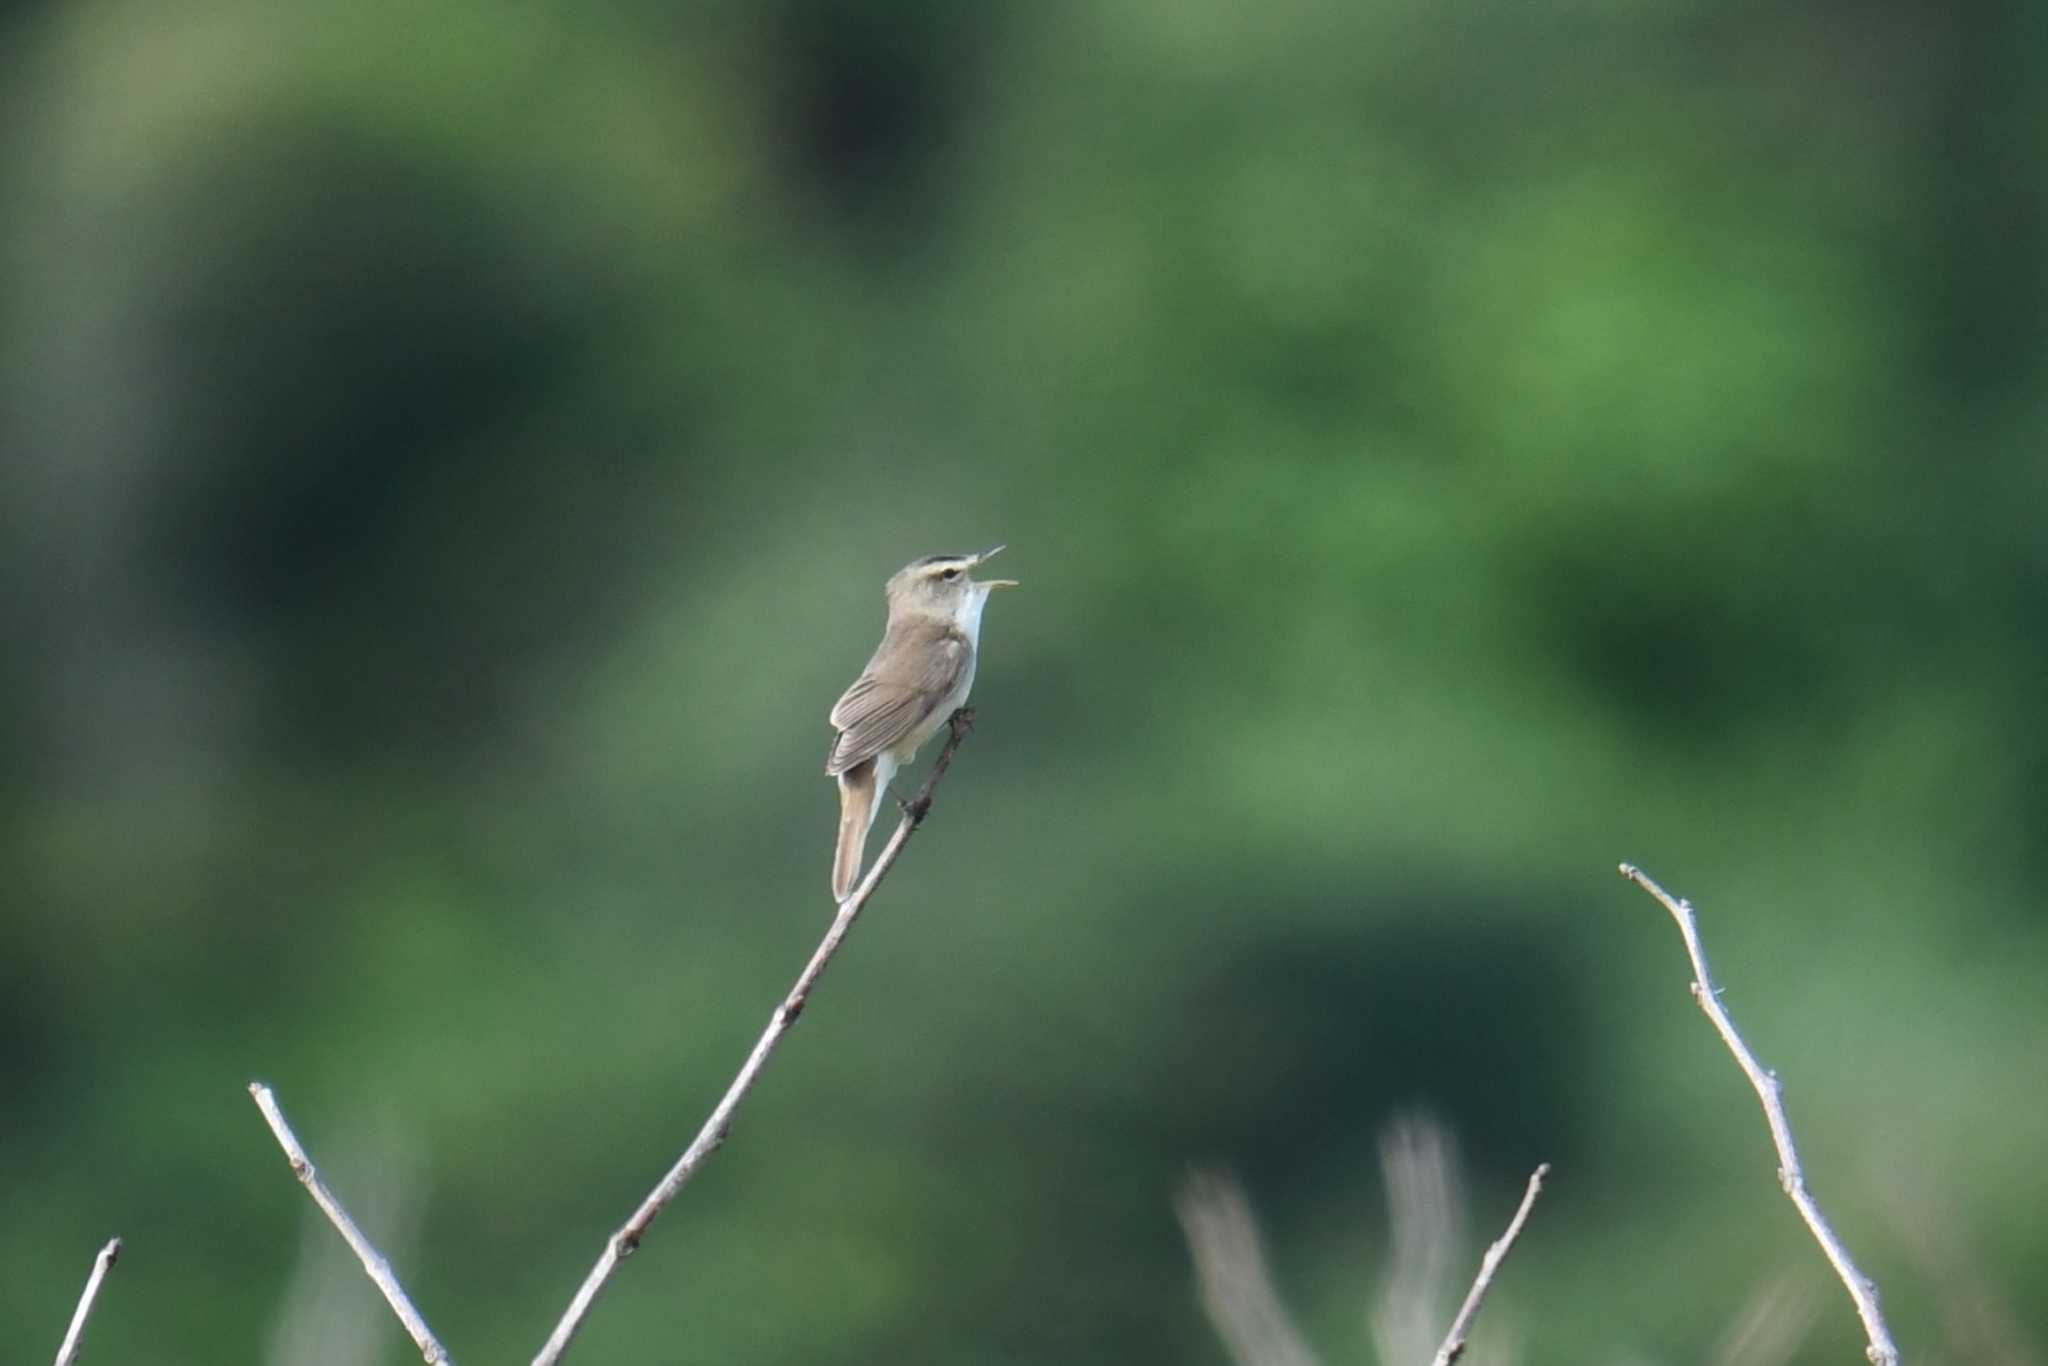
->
[[1373, 1114, 1466, 1366], [1429, 1164, 1549, 1366], [52, 1237, 121, 1366], [1173, 1170, 1326, 1366], [529, 709, 977, 1366], [1619, 863, 1901, 1366], [248, 1083, 454, 1365]]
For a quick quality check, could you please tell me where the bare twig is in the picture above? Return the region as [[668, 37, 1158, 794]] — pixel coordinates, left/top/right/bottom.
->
[[248, 1083, 454, 1364], [1373, 1115, 1466, 1366], [52, 1238, 121, 1366], [1619, 863, 1901, 1366], [530, 709, 979, 1366], [265, 1110, 425, 1366], [1429, 1164, 1549, 1366], [1173, 1170, 1325, 1366]]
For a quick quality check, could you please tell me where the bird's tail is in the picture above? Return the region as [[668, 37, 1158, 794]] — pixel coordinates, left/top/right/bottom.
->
[[833, 759, 878, 901]]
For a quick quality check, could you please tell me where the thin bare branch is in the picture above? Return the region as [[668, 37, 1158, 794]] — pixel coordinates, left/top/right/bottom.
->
[[1173, 1169, 1324, 1366], [1619, 863, 1901, 1366], [52, 1238, 121, 1366], [1429, 1164, 1549, 1366], [1373, 1114, 1466, 1366], [530, 709, 979, 1366], [248, 1083, 453, 1365], [265, 1110, 425, 1366]]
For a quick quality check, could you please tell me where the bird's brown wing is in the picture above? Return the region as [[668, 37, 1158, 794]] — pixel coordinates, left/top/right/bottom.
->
[[826, 621, 970, 775]]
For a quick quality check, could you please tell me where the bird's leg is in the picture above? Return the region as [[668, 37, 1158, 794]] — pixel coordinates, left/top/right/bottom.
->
[[894, 709, 975, 826]]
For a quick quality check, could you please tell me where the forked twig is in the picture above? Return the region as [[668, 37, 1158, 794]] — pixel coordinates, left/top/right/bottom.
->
[[248, 1083, 454, 1364], [1619, 863, 1900, 1366], [52, 1238, 121, 1366], [530, 709, 978, 1365], [1429, 1164, 1549, 1366]]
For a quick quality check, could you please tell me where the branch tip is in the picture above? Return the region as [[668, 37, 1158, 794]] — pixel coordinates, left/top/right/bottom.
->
[[248, 1082, 455, 1364], [1622, 862, 1901, 1366], [53, 1236, 124, 1366], [1426, 1162, 1551, 1366]]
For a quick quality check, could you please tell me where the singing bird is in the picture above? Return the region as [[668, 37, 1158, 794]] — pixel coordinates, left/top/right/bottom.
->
[[826, 548, 1017, 900]]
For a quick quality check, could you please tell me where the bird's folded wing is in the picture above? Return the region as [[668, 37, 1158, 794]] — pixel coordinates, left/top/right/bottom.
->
[[826, 627, 969, 775]]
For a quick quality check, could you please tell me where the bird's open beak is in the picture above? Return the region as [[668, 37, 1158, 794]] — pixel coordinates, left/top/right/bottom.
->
[[974, 545, 1019, 588]]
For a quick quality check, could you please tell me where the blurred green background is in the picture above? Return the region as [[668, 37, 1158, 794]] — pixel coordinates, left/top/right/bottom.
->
[[4, 0, 2045, 1362]]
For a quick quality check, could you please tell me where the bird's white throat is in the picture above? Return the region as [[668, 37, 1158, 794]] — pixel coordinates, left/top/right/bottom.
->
[[955, 585, 995, 649]]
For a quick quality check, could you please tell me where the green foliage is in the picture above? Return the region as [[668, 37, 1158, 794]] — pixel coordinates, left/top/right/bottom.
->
[[3, 0, 2044, 1362]]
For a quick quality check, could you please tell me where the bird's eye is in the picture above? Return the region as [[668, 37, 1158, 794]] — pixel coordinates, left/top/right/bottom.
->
[[941, 567, 961, 581]]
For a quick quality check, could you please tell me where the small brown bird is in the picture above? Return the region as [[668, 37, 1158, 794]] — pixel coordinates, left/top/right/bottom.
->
[[826, 548, 1017, 900]]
